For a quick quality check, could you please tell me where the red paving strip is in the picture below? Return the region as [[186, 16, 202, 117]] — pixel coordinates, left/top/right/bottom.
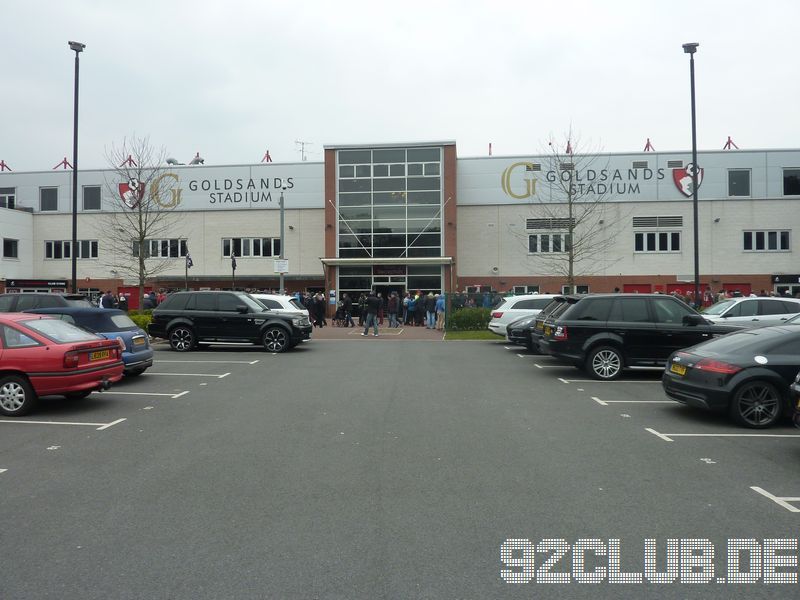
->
[[309, 324, 445, 340]]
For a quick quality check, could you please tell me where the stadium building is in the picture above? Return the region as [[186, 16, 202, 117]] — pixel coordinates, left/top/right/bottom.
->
[[1, 142, 800, 308]]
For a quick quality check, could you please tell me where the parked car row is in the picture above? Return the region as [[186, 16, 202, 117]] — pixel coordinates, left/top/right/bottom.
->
[[499, 293, 800, 429]]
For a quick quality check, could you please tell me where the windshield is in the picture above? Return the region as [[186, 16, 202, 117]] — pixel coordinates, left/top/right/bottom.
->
[[22, 318, 103, 343], [703, 299, 736, 316]]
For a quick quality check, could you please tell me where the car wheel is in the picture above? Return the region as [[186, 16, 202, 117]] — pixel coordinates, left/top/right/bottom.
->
[[169, 326, 195, 352], [586, 346, 623, 380], [263, 327, 289, 353], [730, 380, 783, 428], [0, 375, 37, 416], [65, 390, 92, 400]]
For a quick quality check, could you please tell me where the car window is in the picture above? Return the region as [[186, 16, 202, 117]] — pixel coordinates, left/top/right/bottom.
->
[[608, 298, 650, 322], [730, 300, 757, 317], [110, 314, 138, 328], [651, 297, 694, 323], [781, 301, 800, 313], [159, 294, 190, 310], [16, 295, 41, 311], [1, 324, 40, 348], [37, 295, 63, 308], [22, 318, 102, 343], [239, 295, 267, 312], [218, 294, 243, 312], [59, 314, 77, 325], [192, 294, 216, 311], [704, 299, 735, 316], [569, 297, 614, 321], [64, 298, 92, 307], [0, 296, 14, 311], [513, 298, 549, 310], [759, 299, 791, 316], [260, 299, 282, 310], [289, 299, 305, 311]]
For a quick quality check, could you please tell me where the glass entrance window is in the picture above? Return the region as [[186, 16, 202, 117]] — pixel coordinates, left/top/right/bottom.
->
[[337, 147, 443, 260]]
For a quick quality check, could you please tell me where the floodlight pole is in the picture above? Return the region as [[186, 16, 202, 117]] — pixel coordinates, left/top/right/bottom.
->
[[68, 41, 85, 294], [683, 42, 701, 309], [279, 188, 285, 295]]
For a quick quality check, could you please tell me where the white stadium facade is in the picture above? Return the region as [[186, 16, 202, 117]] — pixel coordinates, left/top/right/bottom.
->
[[1, 141, 800, 309]]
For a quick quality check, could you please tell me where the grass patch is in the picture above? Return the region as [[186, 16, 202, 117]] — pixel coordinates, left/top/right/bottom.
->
[[444, 330, 502, 341]]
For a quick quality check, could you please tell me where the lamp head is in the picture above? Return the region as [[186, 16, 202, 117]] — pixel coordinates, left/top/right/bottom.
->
[[68, 41, 86, 53], [682, 42, 699, 54]]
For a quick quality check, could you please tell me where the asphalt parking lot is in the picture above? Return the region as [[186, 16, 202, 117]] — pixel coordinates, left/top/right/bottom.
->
[[2, 338, 799, 599]]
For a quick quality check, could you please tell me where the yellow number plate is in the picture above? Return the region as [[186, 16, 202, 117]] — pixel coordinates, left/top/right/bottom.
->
[[544, 326, 552, 336], [796, 397, 800, 409], [670, 363, 687, 376], [133, 337, 145, 346], [89, 350, 110, 361], [535, 322, 543, 331]]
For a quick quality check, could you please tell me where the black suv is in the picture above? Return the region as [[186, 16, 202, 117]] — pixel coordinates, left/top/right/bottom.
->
[[148, 291, 312, 353], [539, 293, 739, 380], [0, 293, 92, 312]]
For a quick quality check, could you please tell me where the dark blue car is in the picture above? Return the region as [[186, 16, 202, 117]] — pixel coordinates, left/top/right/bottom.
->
[[26, 307, 153, 376]]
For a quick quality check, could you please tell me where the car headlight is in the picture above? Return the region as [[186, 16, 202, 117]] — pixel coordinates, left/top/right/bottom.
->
[[795, 371, 800, 384]]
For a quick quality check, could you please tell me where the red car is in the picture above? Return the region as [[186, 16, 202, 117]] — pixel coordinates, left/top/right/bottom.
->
[[0, 314, 124, 416]]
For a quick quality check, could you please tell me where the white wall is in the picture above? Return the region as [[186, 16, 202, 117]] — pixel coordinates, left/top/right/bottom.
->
[[0, 208, 34, 280]]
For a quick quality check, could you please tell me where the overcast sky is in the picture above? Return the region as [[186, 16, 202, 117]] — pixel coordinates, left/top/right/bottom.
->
[[3, 0, 798, 171]]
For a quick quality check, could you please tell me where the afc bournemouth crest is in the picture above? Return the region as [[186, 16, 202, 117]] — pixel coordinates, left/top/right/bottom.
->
[[672, 163, 704, 197], [118, 178, 144, 209]]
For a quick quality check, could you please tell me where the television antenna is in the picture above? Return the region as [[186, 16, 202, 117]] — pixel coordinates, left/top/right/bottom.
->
[[295, 140, 314, 161]]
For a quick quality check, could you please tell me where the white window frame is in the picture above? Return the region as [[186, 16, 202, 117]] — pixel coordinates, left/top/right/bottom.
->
[[528, 232, 571, 254], [513, 285, 541, 295], [222, 237, 279, 258], [743, 230, 790, 252], [44, 239, 98, 260], [0, 188, 15, 209], [634, 231, 681, 253]]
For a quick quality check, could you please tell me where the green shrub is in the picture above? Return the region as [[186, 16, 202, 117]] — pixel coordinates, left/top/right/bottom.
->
[[129, 313, 152, 330], [447, 307, 492, 331]]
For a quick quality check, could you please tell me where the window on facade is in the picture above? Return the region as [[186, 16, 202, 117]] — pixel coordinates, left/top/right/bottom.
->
[[784, 169, 800, 196], [634, 231, 680, 252], [83, 185, 101, 210], [513, 285, 540, 294], [0, 187, 15, 209], [528, 233, 571, 254], [45, 240, 98, 259], [131, 238, 186, 258], [3, 238, 18, 258], [40, 187, 58, 211], [222, 237, 279, 258], [561, 285, 590, 295], [743, 230, 790, 252], [728, 170, 750, 197]]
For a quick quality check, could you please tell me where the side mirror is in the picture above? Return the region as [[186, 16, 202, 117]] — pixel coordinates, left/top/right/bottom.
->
[[235, 304, 249, 314], [683, 314, 706, 326]]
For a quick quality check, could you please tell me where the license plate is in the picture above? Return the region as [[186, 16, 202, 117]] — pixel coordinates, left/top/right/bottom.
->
[[89, 350, 110, 361], [133, 337, 145, 346], [535, 322, 543, 331], [796, 397, 800, 410], [670, 363, 687, 376], [544, 326, 552, 336]]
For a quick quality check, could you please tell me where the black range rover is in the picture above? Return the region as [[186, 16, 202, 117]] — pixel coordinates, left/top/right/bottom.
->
[[148, 291, 312, 353], [539, 293, 739, 380]]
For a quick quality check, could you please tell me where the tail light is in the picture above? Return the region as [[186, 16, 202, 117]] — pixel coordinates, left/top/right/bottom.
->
[[63, 351, 79, 368], [492, 312, 503, 319], [116, 337, 126, 352], [695, 358, 742, 374], [554, 325, 568, 340]]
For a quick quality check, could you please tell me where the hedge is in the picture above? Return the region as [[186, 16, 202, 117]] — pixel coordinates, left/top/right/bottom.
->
[[128, 313, 152, 330], [447, 307, 492, 331]]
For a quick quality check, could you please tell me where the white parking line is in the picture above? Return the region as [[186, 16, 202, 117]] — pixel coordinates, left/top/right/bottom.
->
[[560, 378, 661, 384], [534, 364, 563, 368], [172, 391, 190, 398], [593, 398, 672, 405], [645, 427, 800, 443], [95, 390, 191, 399], [0, 418, 126, 431], [751, 487, 800, 513], [0, 469, 6, 475], [145, 372, 229, 378], [156, 360, 260, 365]]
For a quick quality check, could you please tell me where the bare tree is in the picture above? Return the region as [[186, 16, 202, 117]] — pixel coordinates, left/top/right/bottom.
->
[[96, 136, 183, 311], [514, 131, 628, 293]]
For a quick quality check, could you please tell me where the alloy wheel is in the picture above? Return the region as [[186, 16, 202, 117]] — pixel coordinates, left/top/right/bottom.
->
[[170, 328, 194, 352], [263, 328, 288, 353], [734, 382, 781, 428], [0, 381, 26, 413], [590, 348, 622, 380]]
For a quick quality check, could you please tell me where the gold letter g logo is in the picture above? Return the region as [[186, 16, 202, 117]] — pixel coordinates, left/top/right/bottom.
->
[[501, 162, 537, 199]]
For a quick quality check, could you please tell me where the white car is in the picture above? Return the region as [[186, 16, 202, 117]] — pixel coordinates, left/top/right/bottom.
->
[[251, 293, 310, 318], [702, 296, 800, 327], [488, 294, 558, 336]]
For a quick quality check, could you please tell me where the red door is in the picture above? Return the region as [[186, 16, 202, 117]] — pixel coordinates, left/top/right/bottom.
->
[[623, 284, 652, 293], [117, 286, 153, 310]]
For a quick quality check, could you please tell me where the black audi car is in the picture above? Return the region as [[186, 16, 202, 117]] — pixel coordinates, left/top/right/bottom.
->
[[663, 325, 800, 428], [148, 291, 312, 353]]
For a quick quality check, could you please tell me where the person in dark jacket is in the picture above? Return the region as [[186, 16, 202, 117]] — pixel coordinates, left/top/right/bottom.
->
[[387, 292, 399, 328], [361, 290, 381, 337], [342, 293, 354, 327], [424, 292, 437, 329], [406, 293, 416, 325], [415, 291, 426, 326]]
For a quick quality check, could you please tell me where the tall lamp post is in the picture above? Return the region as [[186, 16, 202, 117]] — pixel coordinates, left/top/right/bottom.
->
[[683, 42, 700, 308], [279, 187, 285, 295], [68, 41, 85, 294]]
